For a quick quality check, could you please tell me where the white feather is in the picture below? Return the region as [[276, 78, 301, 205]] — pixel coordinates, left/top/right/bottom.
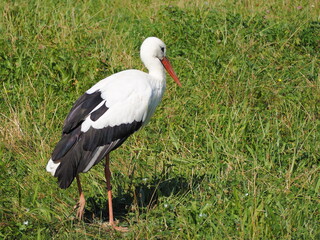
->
[[83, 146, 105, 172], [46, 159, 60, 176], [81, 70, 163, 132]]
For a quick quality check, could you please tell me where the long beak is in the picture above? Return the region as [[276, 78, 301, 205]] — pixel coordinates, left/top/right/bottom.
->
[[161, 57, 182, 87]]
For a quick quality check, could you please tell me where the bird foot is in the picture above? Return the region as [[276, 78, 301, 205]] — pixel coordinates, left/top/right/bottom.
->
[[74, 198, 85, 220], [112, 225, 129, 232], [102, 221, 129, 232]]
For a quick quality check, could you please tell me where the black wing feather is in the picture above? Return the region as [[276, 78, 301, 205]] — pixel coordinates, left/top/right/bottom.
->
[[63, 90, 103, 133], [83, 120, 143, 151], [54, 121, 142, 189], [51, 90, 104, 161], [90, 104, 109, 121], [51, 126, 81, 161], [51, 88, 145, 189], [52, 121, 143, 189]]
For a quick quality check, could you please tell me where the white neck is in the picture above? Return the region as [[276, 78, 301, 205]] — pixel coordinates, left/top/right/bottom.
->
[[149, 62, 166, 81], [141, 54, 166, 81]]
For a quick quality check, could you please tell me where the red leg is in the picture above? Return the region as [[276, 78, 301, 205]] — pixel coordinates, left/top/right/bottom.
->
[[105, 154, 128, 232], [74, 175, 86, 220], [105, 154, 115, 225]]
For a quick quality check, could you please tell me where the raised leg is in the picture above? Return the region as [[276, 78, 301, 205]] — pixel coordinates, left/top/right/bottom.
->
[[74, 174, 86, 220], [105, 154, 128, 232]]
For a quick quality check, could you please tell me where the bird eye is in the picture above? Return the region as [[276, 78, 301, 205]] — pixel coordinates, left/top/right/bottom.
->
[[160, 47, 165, 53]]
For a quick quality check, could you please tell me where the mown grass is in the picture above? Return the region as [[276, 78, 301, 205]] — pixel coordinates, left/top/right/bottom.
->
[[1, 0, 319, 239]]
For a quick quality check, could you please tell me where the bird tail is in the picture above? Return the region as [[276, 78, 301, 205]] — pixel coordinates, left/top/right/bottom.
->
[[51, 140, 117, 189], [46, 159, 60, 176]]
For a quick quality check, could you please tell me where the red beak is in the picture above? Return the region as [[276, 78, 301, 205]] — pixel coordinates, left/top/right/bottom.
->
[[161, 57, 182, 87]]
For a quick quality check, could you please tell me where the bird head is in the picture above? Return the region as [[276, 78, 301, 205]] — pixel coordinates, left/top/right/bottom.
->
[[140, 37, 181, 87]]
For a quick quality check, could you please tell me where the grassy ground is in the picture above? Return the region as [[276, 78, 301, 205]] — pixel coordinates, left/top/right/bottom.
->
[[1, 0, 319, 239]]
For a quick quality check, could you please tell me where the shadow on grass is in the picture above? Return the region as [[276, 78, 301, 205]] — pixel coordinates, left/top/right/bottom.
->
[[82, 174, 204, 222]]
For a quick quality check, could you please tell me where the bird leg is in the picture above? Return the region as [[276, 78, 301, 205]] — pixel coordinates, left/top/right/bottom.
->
[[74, 174, 86, 220], [105, 154, 128, 232]]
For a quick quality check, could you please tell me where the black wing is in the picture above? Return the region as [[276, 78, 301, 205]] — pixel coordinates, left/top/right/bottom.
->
[[63, 90, 104, 134], [50, 91, 143, 189]]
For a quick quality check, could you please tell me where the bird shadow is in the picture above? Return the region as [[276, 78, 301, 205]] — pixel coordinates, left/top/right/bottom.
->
[[82, 174, 204, 223]]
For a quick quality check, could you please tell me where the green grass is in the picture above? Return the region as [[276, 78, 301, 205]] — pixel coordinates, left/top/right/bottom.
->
[[1, 0, 319, 239]]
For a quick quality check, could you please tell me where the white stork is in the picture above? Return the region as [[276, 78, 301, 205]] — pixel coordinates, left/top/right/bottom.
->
[[46, 37, 181, 231]]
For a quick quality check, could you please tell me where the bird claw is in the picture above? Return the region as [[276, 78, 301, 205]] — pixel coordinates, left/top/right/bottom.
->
[[76, 207, 85, 220], [103, 221, 129, 232], [74, 197, 85, 220], [112, 225, 129, 232], [73, 203, 85, 220]]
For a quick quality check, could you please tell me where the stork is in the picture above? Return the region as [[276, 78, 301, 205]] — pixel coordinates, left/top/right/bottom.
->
[[46, 37, 181, 231]]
